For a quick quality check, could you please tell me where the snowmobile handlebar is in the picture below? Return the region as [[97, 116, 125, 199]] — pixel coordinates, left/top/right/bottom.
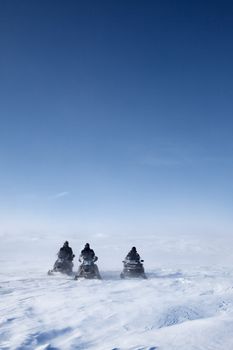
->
[[79, 256, 98, 263], [123, 259, 144, 263]]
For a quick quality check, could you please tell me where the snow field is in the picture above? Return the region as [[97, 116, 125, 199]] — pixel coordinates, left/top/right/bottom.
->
[[1, 233, 233, 349]]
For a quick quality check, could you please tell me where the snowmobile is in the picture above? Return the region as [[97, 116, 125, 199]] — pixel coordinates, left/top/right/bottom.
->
[[48, 257, 74, 276], [120, 259, 147, 279], [74, 257, 101, 280]]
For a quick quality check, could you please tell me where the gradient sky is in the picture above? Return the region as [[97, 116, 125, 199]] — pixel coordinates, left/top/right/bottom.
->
[[0, 0, 233, 236]]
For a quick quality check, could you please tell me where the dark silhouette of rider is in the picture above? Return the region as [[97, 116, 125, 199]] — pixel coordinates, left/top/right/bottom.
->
[[125, 247, 141, 262], [58, 241, 74, 261], [79, 242, 96, 261], [77, 243, 101, 278]]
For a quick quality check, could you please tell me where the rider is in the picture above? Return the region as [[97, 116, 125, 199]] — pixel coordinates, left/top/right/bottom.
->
[[121, 246, 146, 279], [79, 243, 96, 262], [125, 247, 141, 262], [77, 243, 101, 278], [58, 241, 75, 261]]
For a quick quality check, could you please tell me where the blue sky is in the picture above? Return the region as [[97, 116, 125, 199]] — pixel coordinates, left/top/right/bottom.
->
[[0, 0, 233, 235]]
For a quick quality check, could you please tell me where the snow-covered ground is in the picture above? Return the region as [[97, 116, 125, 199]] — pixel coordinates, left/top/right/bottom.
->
[[1, 232, 233, 350]]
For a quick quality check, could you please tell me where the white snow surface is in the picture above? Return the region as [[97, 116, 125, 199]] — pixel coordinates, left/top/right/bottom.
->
[[1, 232, 233, 350]]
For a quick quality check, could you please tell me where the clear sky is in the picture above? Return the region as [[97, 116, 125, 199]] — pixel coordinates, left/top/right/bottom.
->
[[0, 0, 233, 236]]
